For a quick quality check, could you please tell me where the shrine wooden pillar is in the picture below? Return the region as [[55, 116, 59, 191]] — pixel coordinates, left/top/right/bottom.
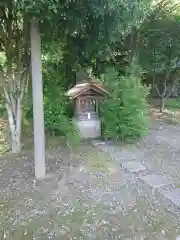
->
[[30, 18, 46, 179]]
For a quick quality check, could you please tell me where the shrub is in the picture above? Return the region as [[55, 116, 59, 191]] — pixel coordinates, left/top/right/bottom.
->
[[100, 65, 149, 141], [44, 84, 80, 144]]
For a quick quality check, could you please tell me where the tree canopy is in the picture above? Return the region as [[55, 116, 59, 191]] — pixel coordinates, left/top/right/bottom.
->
[[0, 0, 180, 152]]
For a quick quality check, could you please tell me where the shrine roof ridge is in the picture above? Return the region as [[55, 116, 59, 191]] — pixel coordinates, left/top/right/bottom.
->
[[65, 82, 109, 99]]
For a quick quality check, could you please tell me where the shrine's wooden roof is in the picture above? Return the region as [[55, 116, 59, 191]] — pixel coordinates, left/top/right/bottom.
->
[[66, 82, 109, 99]]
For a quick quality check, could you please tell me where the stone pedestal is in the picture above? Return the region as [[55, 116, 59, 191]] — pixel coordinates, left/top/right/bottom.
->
[[74, 114, 101, 139]]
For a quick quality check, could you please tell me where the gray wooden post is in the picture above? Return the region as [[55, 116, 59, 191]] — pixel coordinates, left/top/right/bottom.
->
[[30, 18, 46, 178]]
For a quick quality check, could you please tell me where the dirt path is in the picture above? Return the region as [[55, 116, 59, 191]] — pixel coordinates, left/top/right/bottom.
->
[[1, 124, 180, 239]]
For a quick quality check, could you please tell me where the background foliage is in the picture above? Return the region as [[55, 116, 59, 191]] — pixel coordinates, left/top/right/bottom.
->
[[0, 0, 180, 150]]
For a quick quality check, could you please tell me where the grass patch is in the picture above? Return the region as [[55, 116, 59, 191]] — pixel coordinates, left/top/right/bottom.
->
[[150, 98, 180, 110], [166, 98, 180, 109], [0, 144, 9, 154], [87, 150, 113, 173]]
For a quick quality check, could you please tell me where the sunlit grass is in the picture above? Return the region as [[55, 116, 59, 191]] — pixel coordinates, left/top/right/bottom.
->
[[87, 150, 113, 172]]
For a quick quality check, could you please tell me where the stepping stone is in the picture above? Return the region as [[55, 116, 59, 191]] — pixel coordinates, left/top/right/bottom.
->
[[91, 141, 109, 152], [117, 150, 144, 162], [104, 146, 119, 153], [91, 140, 106, 146], [139, 174, 172, 189], [109, 151, 144, 163], [121, 161, 147, 173], [163, 188, 180, 208]]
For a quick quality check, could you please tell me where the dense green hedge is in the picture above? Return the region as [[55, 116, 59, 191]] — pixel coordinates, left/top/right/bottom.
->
[[100, 65, 149, 141]]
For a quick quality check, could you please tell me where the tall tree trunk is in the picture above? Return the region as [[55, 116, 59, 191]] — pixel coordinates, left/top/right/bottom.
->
[[160, 97, 165, 113], [14, 98, 21, 152], [5, 95, 22, 153], [30, 18, 46, 179]]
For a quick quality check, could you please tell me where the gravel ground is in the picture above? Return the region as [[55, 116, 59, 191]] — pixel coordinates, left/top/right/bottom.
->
[[138, 121, 180, 186], [1, 122, 180, 239]]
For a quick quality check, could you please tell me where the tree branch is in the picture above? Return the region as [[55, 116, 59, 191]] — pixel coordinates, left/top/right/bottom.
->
[[0, 71, 15, 121]]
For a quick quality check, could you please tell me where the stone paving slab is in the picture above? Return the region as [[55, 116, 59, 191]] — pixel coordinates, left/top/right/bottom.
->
[[91, 140, 106, 146], [108, 151, 143, 164], [139, 174, 173, 189], [108, 152, 125, 161], [91, 142, 110, 152], [102, 146, 119, 153], [111, 150, 144, 162], [156, 135, 180, 149], [163, 188, 180, 208], [121, 161, 147, 173]]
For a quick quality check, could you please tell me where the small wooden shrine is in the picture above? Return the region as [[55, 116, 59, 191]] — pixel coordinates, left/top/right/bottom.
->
[[66, 73, 108, 139]]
